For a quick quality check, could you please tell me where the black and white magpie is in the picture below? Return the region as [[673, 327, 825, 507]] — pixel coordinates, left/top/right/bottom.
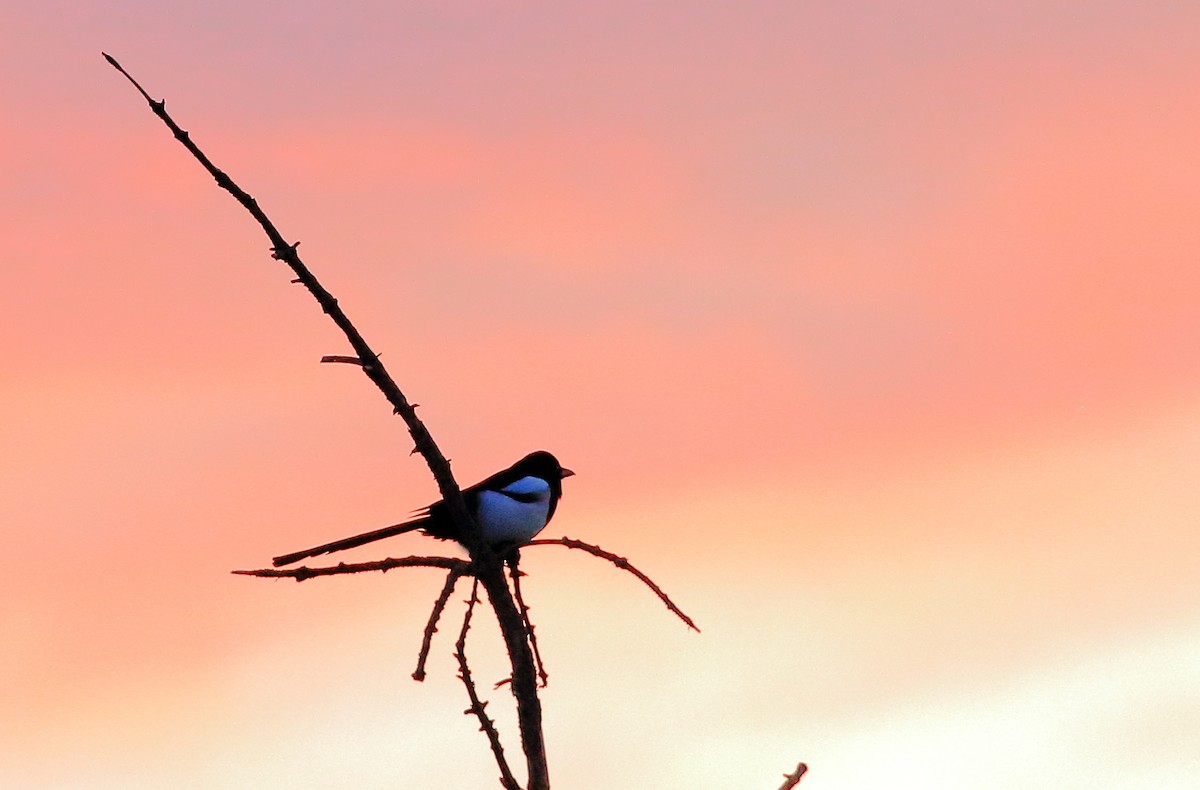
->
[[271, 450, 574, 567]]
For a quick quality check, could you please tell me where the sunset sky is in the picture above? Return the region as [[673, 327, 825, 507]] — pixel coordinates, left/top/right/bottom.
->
[[3, 2, 1200, 788]]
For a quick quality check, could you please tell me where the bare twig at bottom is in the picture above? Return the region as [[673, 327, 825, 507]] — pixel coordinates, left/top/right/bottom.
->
[[456, 578, 521, 790]]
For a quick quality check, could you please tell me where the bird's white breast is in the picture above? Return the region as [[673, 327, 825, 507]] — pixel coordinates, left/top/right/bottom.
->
[[476, 476, 552, 544]]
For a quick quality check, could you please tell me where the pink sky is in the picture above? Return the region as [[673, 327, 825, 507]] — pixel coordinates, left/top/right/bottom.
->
[[3, 2, 1200, 788]]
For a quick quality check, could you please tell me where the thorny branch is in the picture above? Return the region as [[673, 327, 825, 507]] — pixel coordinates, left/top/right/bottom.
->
[[105, 52, 548, 789], [233, 556, 467, 581], [108, 53, 706, 789], [508, 555, 549, 687], [457, 579, 521, 790], [101, 53, 481, 544], [234, 543, 697, 634]]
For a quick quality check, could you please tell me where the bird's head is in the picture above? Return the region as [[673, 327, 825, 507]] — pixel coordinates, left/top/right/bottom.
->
[[517, 450, 575, 485]]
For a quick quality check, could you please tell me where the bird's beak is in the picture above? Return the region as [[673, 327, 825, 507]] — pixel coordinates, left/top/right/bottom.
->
[[560, 467, 576, 479]]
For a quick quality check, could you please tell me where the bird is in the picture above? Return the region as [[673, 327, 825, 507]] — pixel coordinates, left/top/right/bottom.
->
[[271, 450, 574, 567]]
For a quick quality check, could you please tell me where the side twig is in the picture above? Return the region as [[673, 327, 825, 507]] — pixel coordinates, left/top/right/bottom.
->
[[413, 566, 467, 682], [456, 578, 520, 790], [320, 354, 365, 366], [526, 537, 700, 632], [232, 556, 467, 581], [507, 554, 549, 687]]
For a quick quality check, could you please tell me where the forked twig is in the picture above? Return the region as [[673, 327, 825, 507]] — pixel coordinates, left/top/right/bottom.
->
[[413, 567, 466, 681], [456, 579, 520, 790], [526, 537, 700, 632]]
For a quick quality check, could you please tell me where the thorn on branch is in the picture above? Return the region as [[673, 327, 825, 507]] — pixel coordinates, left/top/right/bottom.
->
[[271, 241, 299, 260]]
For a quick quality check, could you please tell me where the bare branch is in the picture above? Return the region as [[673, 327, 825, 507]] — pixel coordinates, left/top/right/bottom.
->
[[526, 537, 700, 632], [102, 52, 479, 549], [413, 567, 466, 682], [456, 579, 521, 790], [508, 555, 549, 687], [474, 567, 549, 787], [232, 556, 467, 581], [777, 762, 808, 789], [107, 53, 549, 789]]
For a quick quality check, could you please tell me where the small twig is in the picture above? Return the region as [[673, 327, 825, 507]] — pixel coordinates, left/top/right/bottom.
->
[[413, 567, 466, 681], [526, 537, 700, 632], [320, 354, 364, 366], [507, 554, 549, 687], [777, 762, 808, 789], [232, 555, 467, 581], [456, 578, 520, 790]]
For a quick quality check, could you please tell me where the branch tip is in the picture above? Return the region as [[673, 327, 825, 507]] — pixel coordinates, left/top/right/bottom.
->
[[320, 355, 364, 366], [777, 762, 809, 789], [526, 537, 700, 632]]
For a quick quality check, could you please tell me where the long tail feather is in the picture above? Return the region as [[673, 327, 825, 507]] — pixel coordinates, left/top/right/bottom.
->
[[272, 520, 424, 567]]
